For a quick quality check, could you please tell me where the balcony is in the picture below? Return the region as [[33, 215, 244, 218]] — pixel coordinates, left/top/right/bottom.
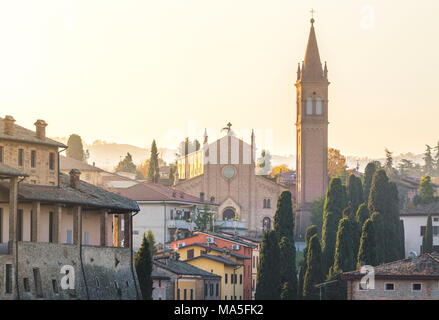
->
[[167, 219, 196, 231], [214, 220, 247, 231]]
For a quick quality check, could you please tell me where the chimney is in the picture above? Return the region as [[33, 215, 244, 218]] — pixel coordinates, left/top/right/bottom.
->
[[69, 169, 81, 189], [4, 115, 15, 136], [34, 119, 47, 140], [200, 192, 205, 202]]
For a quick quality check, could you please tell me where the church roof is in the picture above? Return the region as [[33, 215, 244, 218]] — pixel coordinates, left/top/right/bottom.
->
[[301, 20, 324, 82]]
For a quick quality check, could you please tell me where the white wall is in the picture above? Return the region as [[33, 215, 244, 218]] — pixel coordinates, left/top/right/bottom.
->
[[402, 215, 439, 258]]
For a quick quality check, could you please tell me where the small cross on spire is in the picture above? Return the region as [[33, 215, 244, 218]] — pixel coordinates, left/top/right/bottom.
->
[[222, 122, 232, 134]]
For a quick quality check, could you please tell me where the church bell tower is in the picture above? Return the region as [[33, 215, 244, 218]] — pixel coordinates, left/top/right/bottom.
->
[[295, 16, 329, 239]]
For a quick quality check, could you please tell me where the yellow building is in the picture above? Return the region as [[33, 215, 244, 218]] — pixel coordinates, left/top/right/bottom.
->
[[179, 243, 246, 300]]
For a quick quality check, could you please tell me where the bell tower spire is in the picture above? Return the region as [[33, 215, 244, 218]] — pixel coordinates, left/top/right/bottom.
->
[[295, 13, 329, 239]]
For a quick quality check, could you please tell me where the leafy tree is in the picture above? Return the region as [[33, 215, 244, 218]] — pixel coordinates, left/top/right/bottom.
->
[[310, 195, 325, 236], [385, 148, 393, 171], [423, 145, 434, 176], [419, 175, 434, 204], [397, 159, 415, 176], [355, 203, 370, 228], [422, 214, 433, 254], [328, 148, 347, 180], [66, 134, 85, 162], [255, 230, 281, 300], [114, 152, 137, 173], [138, 157, 166, 181], [370, 212, 385, 264], [279, 236, 297, 300], [269, 164, 291, 181], [135, 233, 153, 300], [347, 174, 363, 215], [303, 234, 323, 300], [357, 218, 377, 268], [194, 205, 214, 232], [146, 229, 157, 256], [148, 140, 160, 183], [362, 162, 377, 202]]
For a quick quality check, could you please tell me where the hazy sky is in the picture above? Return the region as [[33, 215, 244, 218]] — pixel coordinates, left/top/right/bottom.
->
[[1, 0, 439, 159]]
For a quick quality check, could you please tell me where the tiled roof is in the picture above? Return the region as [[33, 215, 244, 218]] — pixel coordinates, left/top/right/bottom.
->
[[151, 270, 170, 280], [0, 117, 66, 148], [178, 243, 250, 260], [60, 156, 103, 172], [197, 231, 256, 248], [343, 253, 439, 280], [0, 163, 28, 178], [0, 172, 139, 212], [114, 182, 208, 204], [218, 231, 262, 244], [153, 259, 221, 279], [402, 202, 439, 215], [185, 254, 243, 267]]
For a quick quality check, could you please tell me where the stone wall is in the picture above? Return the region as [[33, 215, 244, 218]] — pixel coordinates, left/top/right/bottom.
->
[[0, 241, 140, 300]]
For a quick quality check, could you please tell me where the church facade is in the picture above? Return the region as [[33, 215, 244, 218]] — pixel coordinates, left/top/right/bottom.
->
[[174, 130, 286, 236], [295, 18, 329, 239]]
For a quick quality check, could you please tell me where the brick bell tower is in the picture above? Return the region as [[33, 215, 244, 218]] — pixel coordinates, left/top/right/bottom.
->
[[295, 16, 329, 240]]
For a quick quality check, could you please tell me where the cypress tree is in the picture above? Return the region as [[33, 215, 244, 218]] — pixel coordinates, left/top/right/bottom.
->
[[333, 218, 356, 274], [255, 230, 281, 300], [66, 134, 85, 162], [324, 178, 345, 218], [303, 234, 323, 300], [423, 214, 433, 254], [368, 169, 389, 215], [321, 211, 339, 276], [347, 174, 363, 214], [399, 220, 406, 259], [146, 229, 157, 256], [273, 190, 295, 243], [370, 212, 385, 264], [419, 176, 434, 204], [387, 182, 401, 261], [362, 162, 377, 201], [148, 140, 160, 183], [357, 218, 377, 268], [279, 236, 297, 300], [135, 233, 153, 300], [298, 225, 318, 299], [355, 203, 370, 228]]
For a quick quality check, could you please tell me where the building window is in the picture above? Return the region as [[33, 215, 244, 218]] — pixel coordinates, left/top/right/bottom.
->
[[49, 153, 55, 171], [434, 226, 439, 236], [183, 288, 187, 300], [316, 98, 322, 115], [263, 199, 266, 208], [412, 283, 422, 292], [17, 209, 23, 241], [187, 249, 194, 259], [5, 264, 12, 294], [67, 230, 73, 244], [0, 208, 3, 243], [18, 149, 24, 167], [225, 274, 228, 284], [434, 218, 439, 222], [267, 199, 271, 208], [306, 98, 313, 115], [84, 232, 90, 245], [210, 283, 214, 296], [420, 226, 426, 236], [384, 283, 395, 291], [49, 212, 54, 243], [204, 283, 208, 297], [177, 288, 180, 300], [0, 146, 3, 163], [31, 150, 36, 168], [216, 283, 219, 296], [190, 289, 194, 300]]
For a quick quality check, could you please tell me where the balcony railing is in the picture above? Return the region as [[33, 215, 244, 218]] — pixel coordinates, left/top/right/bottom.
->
[[167, 219, 196, 231], [214, 220, 247, 230]]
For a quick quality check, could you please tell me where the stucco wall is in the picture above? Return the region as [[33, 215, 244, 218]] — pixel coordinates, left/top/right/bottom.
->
[[401, 215, 439, 257]]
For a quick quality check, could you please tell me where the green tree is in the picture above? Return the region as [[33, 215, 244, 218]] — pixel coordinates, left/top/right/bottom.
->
[[255, 230, 281, 300], [310, 196, 325, 236], [423, 145, 434, 176], [399, 220, 406, 259], [368, 169, 389, 216], [194, 205, 214, 232], [114, 152, 137, 173], [66, 134, 85, 162], [370, 212, 385, 264], [279, 236, 297, 300], [298, 225, 318, 299], [357, 218, 377, 268], [324, 178, 345, 218], [148, 140, 160, 183], [333, 218, 356, 274], [303, 234, 323, 300], [355, 203, 370, 228], [422, 214, 433, 254], [347, 174, 363, 215], [362, 162, 377, 202], [273, 190, 295, 243], [145, 229, 157, 256], [135, 233, 153, 300], [419, 175, 434, 204]]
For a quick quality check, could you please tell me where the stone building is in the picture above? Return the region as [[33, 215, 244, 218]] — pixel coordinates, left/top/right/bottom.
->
[[0, 115, 141, 300], [342, 253, 439, 300], [295, 18, 329, 239], [174, 129, 287, 236]]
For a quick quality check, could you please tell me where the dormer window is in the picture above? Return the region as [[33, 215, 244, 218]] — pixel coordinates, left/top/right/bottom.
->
[[306, 98, 313, 115]]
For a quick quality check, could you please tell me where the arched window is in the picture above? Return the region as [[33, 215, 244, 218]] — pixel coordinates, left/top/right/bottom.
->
[[263, 199, 267, 208], [223, 208, 235, 220], [306, 98, 313, 115], [316, 98, 322, 115], [262, 217, 271, 232], [267, 199, 271, 208]]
